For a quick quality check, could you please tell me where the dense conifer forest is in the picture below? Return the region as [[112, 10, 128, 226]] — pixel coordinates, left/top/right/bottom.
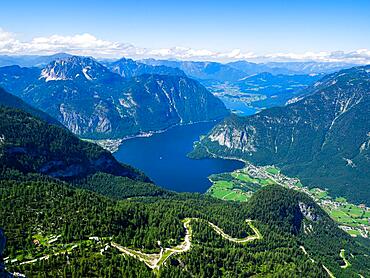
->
[[0, 104, 369, 277]]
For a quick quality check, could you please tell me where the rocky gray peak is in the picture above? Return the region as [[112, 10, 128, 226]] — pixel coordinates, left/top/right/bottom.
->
[[40, 56, 114, 82], [0, 134, 4, 146], [360, 132, 370, 153], [299, 202, 321, 222]]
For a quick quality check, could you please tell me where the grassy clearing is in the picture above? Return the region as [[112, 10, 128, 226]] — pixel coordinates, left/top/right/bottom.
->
[[309, 188, 328, 199], [232, 172, 275, 186], [343, 205, 363, 218], [335, 197, 347, 203], [347, 229, 361, 237], [295, 181, 304, 187], [328, 206, 369, 227], [208, 170, 277, 203], [232, 172, 257, 183], [265, 166, 280, 175], [223, 191, 249, 202], [208, 180, 249, 202]]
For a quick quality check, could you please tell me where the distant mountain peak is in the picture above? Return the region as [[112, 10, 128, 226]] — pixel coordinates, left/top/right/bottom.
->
[[40, 56, 113, 82], [107, 57, 186, 78]]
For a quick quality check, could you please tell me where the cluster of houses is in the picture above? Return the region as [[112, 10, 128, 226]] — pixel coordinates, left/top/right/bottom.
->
[[243, 163, 370, 238]]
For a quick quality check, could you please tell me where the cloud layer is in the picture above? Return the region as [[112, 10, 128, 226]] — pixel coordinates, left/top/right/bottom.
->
[[1, 28, 369, 63]]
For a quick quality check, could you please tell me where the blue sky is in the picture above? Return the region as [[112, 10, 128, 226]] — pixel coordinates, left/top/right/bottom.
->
[[1, 0, 370, 62]]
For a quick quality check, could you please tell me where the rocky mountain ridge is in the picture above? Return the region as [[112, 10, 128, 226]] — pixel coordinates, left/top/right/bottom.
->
[[192, 66, 370, 204], [0, 56, 229, 139]]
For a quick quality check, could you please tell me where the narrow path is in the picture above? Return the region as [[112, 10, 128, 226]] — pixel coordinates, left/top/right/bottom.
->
[[339, 249, 351, 269], [322, 264, 336, 278], [221, 191, 234, 200], [299, 246, 315, 263], [112, 218, 261, 270], [207, 219, 262, 243], [11, 219, 259, 271], [299, 245, 336, 277], [17, 244, 78, 266]]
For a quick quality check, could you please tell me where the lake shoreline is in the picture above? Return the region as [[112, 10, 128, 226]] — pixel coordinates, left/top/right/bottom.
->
[[84, 119, 221, 153], [112, 121, 244, 193]]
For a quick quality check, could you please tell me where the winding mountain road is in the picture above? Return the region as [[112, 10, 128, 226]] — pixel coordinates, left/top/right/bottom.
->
[[112, 218, 261, 270]]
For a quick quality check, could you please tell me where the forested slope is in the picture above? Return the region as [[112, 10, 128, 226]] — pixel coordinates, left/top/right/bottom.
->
[[191, 66, 370, 204], [0, 96, 369, 277]]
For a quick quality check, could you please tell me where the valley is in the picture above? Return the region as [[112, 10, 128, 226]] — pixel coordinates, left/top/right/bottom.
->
[[1, 60, 370, 277], [202, 73, 322, 115], [113, 121, 244, 192], [206, 161, 370, 238], [1, 1, 370, 277]]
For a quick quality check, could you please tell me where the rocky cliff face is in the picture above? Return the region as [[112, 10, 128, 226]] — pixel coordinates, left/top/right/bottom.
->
[[0, 56, 229, 139], [298, 202, 321, 222], [119, 74, 229, 131], [195, 66, 370, 204]]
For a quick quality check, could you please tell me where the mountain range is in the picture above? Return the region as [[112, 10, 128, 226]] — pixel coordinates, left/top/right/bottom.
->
[[0, 53, 73, 68], [208, 72, 323, 111], [190, 66, 370, 205], [138, 58, 355, 115], [0, 53, 356, 85], [0, 56, 229, 139], [141, 58, 356, 81], [0, 54, 357, 125], [105, 57, 186, 78]]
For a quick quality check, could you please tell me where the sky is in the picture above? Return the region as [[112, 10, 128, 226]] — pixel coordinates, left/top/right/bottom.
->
[[1, 0, 370, 62]]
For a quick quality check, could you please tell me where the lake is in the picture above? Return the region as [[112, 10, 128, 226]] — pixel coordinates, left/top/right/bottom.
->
[[114, 121, 244, 193], [219, 96, 259, 116]]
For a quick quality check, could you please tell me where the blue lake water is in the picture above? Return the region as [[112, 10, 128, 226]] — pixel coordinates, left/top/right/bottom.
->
[[219, 97, 259, 116], [114, 121, 244, 193]]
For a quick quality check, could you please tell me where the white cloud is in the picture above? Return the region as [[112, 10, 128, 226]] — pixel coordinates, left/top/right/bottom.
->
[[0, 28, 145, 57], [0, 27, 370, 64], [0, 28, 24, 54], [148, 47, 217, 59]]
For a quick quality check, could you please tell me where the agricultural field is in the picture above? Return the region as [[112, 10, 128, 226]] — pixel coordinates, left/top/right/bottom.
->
[[325, 203, 370, 228], [206, 163, 370, 238], [309, 188, 329, 200], [265, 166, 280, 175], [207, 178, 251, 202], [207, 169, 276, 202]]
